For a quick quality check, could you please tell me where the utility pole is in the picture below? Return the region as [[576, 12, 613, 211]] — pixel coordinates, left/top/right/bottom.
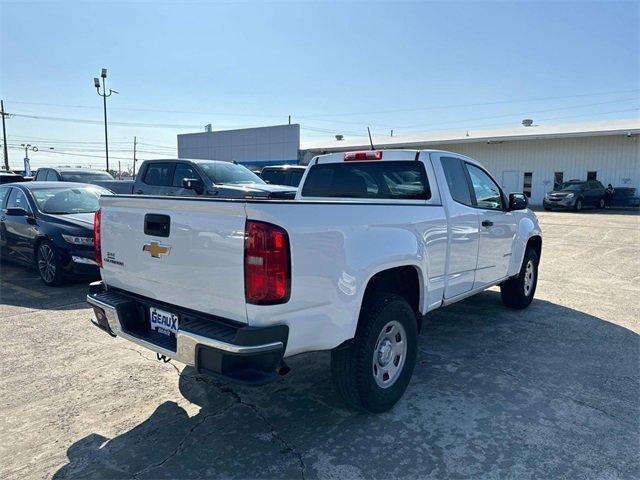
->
[[288, 115, 291, 125], [1, 100, 9, 171], [94, 68, 118, 173], [118, 161, 121, 179], [133, 136, 137, 177]]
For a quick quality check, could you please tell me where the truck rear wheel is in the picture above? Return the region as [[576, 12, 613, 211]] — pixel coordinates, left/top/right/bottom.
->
[[500, 248, 539, 309], [331, 293, 418, 413]]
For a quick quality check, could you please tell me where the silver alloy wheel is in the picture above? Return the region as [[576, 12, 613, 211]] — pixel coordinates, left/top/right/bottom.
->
[[372, 320, 407, 388], [599, 198, 605, 208], [576, 200, 582, 211], [523, 260, 535, 296], [38, 244, 56, 283]]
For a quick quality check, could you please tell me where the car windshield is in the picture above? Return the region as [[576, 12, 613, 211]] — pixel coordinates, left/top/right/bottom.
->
[[61, 171, 114, 182], [31, 186, 110, 214], [560, 182, 585, 191], [198, 162, 265, 185]]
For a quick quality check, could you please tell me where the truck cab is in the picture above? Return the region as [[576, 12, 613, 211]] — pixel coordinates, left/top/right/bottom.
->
[[134, 159, 296, 198]]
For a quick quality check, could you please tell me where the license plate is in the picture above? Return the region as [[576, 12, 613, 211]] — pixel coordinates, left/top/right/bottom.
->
[[149, 307, 179, 336]]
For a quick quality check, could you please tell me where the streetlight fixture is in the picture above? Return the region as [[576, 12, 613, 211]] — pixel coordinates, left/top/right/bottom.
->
[[94, 68, 118, 172]]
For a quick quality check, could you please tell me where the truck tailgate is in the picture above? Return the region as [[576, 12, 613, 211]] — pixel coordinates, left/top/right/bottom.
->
[[99, 196, 248, 323]]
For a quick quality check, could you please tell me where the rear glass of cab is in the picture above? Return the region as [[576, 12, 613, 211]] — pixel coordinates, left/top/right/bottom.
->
[[301, 161, 431, 200]]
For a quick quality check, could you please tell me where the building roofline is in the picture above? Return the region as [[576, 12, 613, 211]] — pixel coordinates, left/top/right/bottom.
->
[[301, 118, 640, 152]]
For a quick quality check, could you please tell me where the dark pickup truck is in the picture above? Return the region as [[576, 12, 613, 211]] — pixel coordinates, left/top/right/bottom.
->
[[33, 160, 297, 198]]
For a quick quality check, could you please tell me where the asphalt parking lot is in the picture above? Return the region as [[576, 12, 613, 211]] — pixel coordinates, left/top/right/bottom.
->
[[1, 210, 638, 479]]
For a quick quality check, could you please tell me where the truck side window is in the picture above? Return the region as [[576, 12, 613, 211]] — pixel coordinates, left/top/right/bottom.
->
[[260, 169, 286, 185], [144, 163, 174, 186], [289, 170, 304, 187], [465, 163, 504, 210], [441, 157, 473, 206], [46, 170, 59, 181], [172, 163, 201, 187]]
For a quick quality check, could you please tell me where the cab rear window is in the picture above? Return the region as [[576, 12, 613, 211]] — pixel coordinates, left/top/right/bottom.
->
[[301, 161, 430, 200]]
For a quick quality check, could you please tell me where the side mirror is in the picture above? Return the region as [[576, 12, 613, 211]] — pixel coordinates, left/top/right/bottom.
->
[[508, 193, 528, 211], [5, 207, 29, 216], [181, 178, 204, 194]]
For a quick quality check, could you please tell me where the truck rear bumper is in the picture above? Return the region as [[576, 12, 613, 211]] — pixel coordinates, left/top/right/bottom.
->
[[86, 281, 288, 385]]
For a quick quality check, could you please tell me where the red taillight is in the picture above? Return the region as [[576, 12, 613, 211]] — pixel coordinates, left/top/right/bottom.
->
[[244, 220, 290, 304], [94, 209, 102, 267], [344, 150, 383, 161]]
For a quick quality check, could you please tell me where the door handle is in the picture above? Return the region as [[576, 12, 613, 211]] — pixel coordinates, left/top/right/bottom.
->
[[134, 190, 144, 194], [481, 220, 494, 227]]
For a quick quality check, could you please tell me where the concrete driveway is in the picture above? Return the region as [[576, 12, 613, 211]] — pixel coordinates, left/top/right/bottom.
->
[[1, 210, 638, 479]]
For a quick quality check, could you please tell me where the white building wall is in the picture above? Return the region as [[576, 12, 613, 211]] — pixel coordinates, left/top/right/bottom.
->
[[427, 135, 640, 205], [177, 124, 300, 165]]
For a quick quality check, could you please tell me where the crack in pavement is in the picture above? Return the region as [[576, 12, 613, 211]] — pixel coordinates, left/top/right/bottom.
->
[[180, 375, 307, 480], [111, 345, 307, 479], [131, 401, 238, 479]]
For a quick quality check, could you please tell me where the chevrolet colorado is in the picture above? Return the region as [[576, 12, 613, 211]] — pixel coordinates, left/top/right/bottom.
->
[[87, 149, 542, 412]]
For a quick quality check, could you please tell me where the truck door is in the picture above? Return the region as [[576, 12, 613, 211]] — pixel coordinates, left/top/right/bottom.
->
[[438, 156, 481, 298], [171, 162, 204, 196], [136, 162, 177, 196], [463, 163, 517, 287]]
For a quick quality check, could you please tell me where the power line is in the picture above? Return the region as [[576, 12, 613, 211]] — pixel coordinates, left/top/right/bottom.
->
[[6, 96, 637, 138], [9, 112, 203, 129], [297, 88, 640, 118], [4, 88, 638, 118], [392, 97, 639, 132]]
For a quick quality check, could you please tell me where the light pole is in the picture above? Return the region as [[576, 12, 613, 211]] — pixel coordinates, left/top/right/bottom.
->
[[94, 68, 118, 172], [21, 144, 43, 176], [21, 143, 38, 158]]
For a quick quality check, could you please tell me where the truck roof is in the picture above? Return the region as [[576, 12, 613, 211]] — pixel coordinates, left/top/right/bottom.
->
[[311, 149, 482, 166]]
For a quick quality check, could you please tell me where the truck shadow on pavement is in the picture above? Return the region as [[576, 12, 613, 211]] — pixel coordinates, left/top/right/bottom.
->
[[53, 292, 639, 479]]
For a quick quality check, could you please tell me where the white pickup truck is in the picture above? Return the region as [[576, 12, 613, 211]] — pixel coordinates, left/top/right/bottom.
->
[[87, 149, 541, 412]]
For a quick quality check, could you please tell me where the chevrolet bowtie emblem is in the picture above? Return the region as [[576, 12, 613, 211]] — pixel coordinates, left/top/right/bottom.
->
[[142, 241, 171, 258]]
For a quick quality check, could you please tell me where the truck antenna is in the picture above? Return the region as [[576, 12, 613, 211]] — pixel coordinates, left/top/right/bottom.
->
[[367, 127, 374, 150]]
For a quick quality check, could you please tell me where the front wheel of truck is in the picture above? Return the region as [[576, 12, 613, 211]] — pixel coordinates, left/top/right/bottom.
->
[[331, 293, 418, 413], [500, 248, 539, 309]]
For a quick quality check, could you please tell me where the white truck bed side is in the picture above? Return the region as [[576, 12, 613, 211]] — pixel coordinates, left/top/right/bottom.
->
[[244, 201, 447, 355]]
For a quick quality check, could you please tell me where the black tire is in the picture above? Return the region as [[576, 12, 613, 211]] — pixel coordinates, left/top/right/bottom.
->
[[543, 206, 552, 211], [574, 198, 583, 212], [500, 248, 539, 309], [331, 293, 418, 413], [36, 240, 65, 286]]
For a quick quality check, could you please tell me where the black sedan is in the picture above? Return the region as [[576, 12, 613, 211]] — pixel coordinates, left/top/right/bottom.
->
[[0, 182, 110, 286]]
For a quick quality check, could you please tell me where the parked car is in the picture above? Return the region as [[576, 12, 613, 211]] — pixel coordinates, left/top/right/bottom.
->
[[543, 180, 605, 211], [260, 165, 307, 187], [130, 159, 297, 198], [608, 187, 640, 208], [33, 167, 134, 194], [34, 161, 297, 198], [0, 172, 30, 184], [87, 149, 541, 413], [0, 182, 110, 285]]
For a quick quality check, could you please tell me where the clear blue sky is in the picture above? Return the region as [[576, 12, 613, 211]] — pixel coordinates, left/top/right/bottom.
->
[[1, 0, 638, 170]]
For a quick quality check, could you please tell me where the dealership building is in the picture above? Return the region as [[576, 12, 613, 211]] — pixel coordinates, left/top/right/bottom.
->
[[177, 119, 639, 205], [178, 124, 301, 167]]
